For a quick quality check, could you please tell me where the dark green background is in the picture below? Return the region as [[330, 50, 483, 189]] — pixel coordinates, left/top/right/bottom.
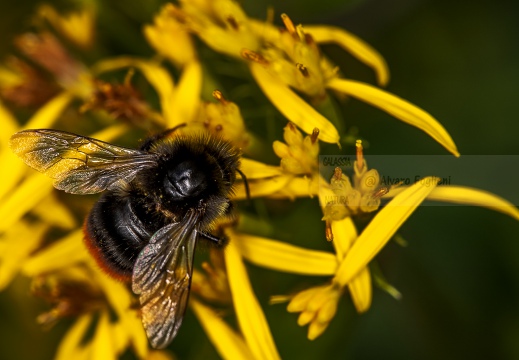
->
[[1, 0, 518, 359]]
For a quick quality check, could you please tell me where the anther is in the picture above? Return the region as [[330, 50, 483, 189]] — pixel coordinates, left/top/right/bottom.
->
[[355, 140, 364, 172], [310, 128, 320, 144], [281, 13, 299, 39], [240, 49, 269, 65], [325, 221, 334, 242], [296, 63, 309, 77], [226, 16, 239, 30], [212, 90, 228, 104]]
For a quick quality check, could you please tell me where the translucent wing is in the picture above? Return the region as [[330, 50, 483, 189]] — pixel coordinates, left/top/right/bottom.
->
[[132, 212, 199, 349], [9, 129, 158, 194]]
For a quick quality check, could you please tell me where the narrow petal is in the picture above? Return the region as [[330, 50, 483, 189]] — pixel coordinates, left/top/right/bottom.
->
[[327, 78, 460, 157], [21, 229, 87, 276], [168, 60, 201, 127], [385, 185, 519, 221], [250, 62, 340, 144], [305, 25, 389, 86], [0, 222, 48, 290], [348, 266, 372, 313], [334, 177, 440, 286], [239, 159, 283, 179], [234, 233, 337, 276], [232, 175, 293, 200], [0, 173, 54, 233], [191, 299, 255, 360], [426, 186, 519, 220], [90, 262, 149, 359], [2, 92, 74, 201], [24, 91, 74, 129], [55, 314, 93, 360], [31, 193, 77, 229], [0, 100, 18, 149], [330, 217, 357, 260], [224, 239, 281, 360], [91, 310, 117, 360]]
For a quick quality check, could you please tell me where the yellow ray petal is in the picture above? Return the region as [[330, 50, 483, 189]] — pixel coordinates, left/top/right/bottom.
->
[[168, 60, 201, 126], [0, 221, 48, 290], [330, 216, 357, 260], [250, 62, 340, 144], [429, 186, 519, 220], [91, 310, 117, 360], [22, 229, 87, 276], [234, 233, 337, 276], [224, 238, 281, 360], [90, 262, 149, 359], [232, 175, 293, 200], [239, 158, 283, 179], [2, 92, 74, 200], [327, 78, 460, 157], [0, 100, 18, 150], [191, 299, 255, 360], [0, 173, 54, 233], [55, 314, 93, 360], [304, 25, 389, 86], [24, 91, 74, 129], [31, 193, 77, 229], [334, 177, 440, 286], [348, 266, 372, 313]]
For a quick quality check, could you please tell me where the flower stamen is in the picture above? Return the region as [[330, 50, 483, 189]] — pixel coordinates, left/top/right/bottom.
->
[[241, 49, 269, 65], [296, 63, 309, 77], [281, 14, 299, 40]]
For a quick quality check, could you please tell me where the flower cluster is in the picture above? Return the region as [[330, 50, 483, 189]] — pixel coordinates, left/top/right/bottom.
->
[[0, 1, 518, 360]]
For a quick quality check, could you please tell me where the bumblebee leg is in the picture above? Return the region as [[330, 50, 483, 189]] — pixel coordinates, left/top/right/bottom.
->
[[198, 231, 229, 248]]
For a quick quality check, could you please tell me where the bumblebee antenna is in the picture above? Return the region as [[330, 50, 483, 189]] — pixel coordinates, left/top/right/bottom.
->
[[236, 168, 251, 201]]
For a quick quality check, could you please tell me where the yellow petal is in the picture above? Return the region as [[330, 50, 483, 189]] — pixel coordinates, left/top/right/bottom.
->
[[232, 175, 293, 200], [429, 186, 519, 220], [0, 100, 18, 150], [327, 78, 460, 157], [191, 299, 255, 360], [305, 25, 389, 86], [91, 310, 117, 360], [25, 91, 74, 129], [239, 158, 283, 179], [330, 217, 357, 260], [31, 193, 77, 229], [90, 262, 149, 359], [55, 314, 93, 360], [168, 60, 202, 126], [334, 177, 440, 286], [234, 233, 337, 276], [307, 321, 329, 341], [250, 62, 340, 144], [268, 176, 320, 199], [1, 92, 74, 201], [348, 266, 372, 313], [0, 221, 48, 290], [386, 185, 519, 221], [22, 229, 87, 276], [0, 173, 54, 233], [224, 238, 281, 360]]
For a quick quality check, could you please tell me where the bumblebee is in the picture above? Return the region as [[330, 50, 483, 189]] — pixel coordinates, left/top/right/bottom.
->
[[9, 128, 241, 349]]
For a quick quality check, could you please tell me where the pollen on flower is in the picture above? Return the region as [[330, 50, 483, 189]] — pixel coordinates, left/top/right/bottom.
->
[[241, 49, 269, 65]]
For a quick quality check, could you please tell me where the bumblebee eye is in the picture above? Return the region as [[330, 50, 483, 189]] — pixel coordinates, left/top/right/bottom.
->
[[165, 160, 207, 199]]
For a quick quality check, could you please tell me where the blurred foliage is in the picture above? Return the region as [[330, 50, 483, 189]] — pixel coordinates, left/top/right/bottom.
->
[[1, 0, 519, 359]]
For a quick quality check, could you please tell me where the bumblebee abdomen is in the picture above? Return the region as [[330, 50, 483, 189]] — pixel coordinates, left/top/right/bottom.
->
[[83, 192, 164, 281]]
